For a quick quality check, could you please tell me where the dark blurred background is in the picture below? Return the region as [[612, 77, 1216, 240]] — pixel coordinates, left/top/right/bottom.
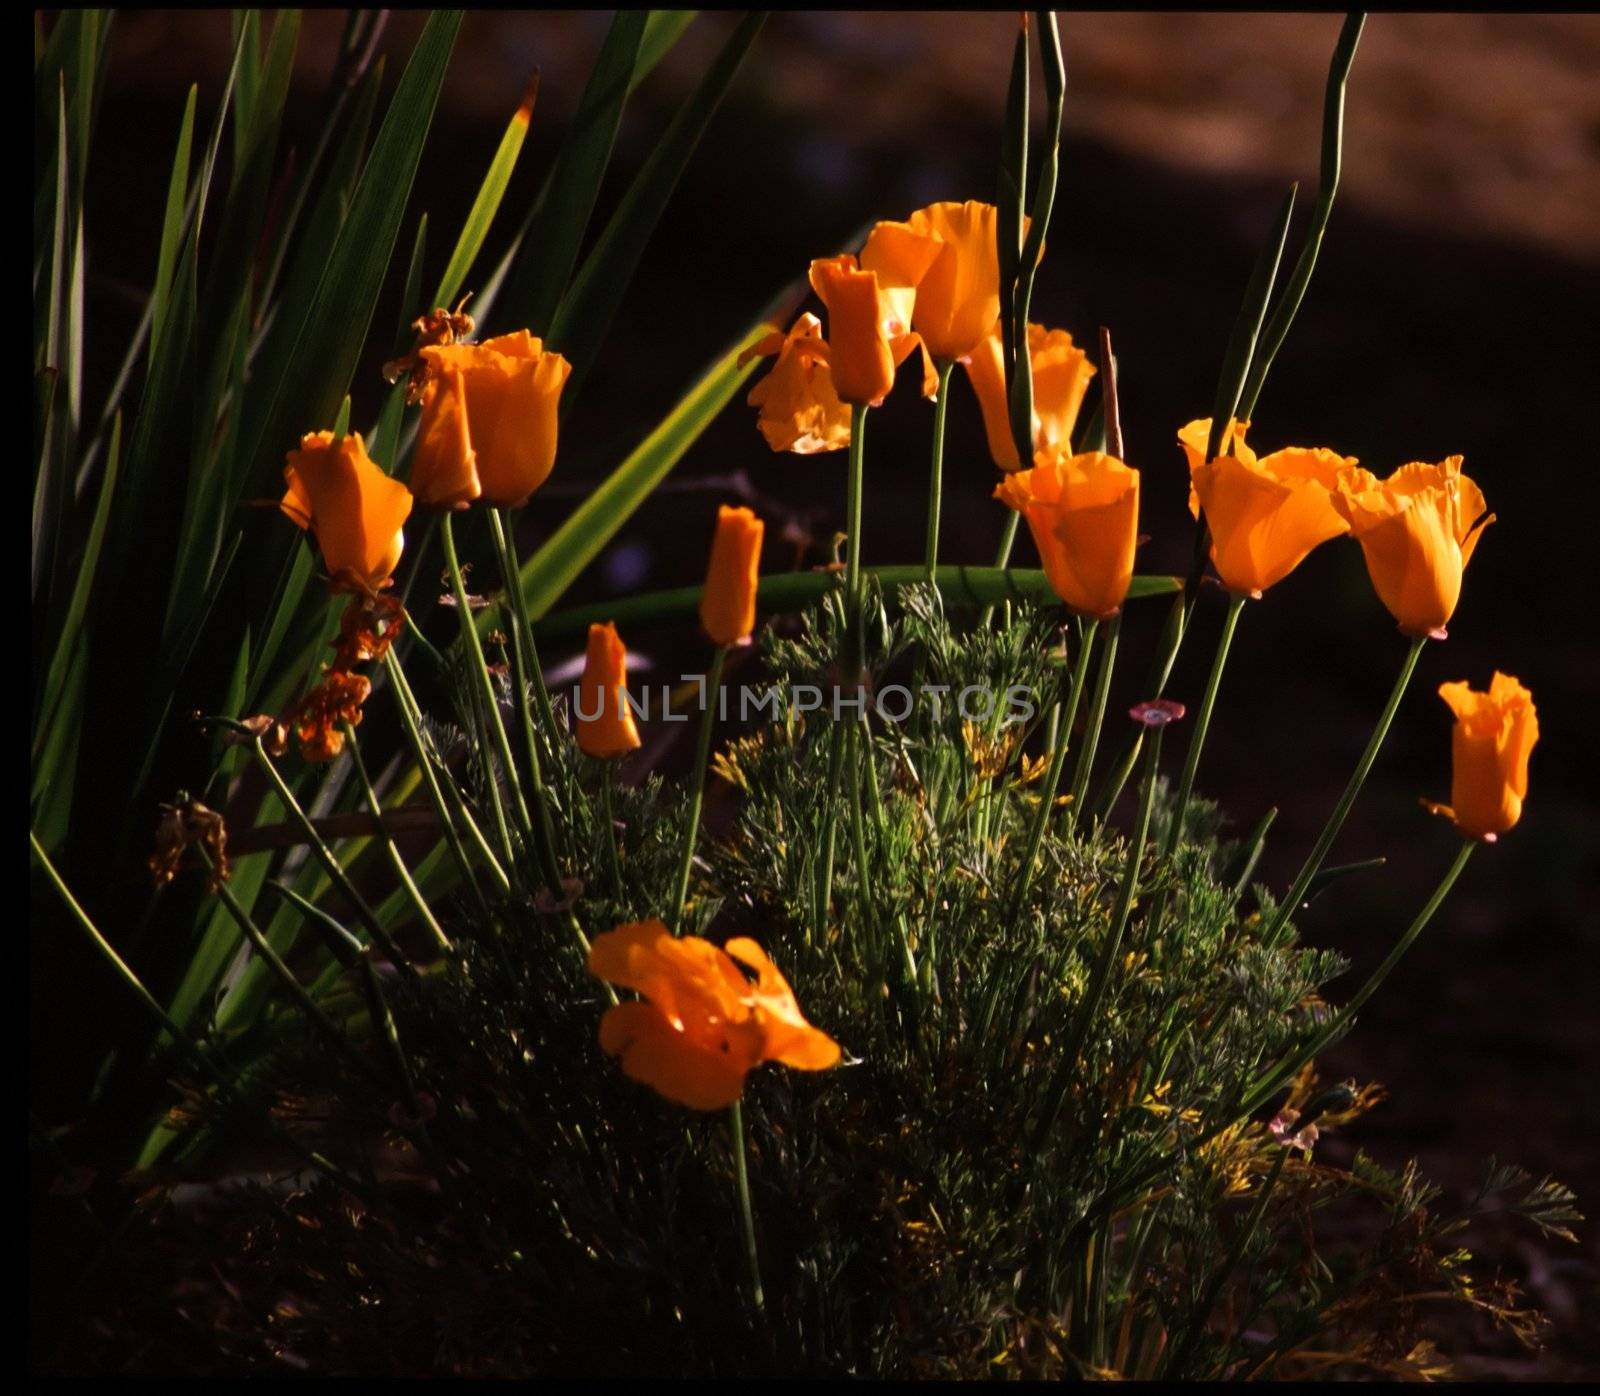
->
[[79, 10, 1598, 1374]]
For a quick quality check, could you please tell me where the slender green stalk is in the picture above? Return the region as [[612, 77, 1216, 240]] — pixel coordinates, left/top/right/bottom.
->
[[1009, 620, 1097, 916], [250, 736, 410, 971], [1067, 613, 1120, 829], [1034, 716, 1166, 1147], [844, 403, 869, 676], [599, 760, 625, 900], [977, 514, 1023, 629], [924, 360, 956, 582], [811, 718, 848, 944], [489, 509, 561, 748], [1091, 592, 1185, 818], [1242, 839, 1476, 1118], [342, 720, 449, 952], [440, 511, 544, 875], [385, 648, 510, 900], [668, 645, 727, 933], [729, 1098, 765, 1312], [1261, 633, 1426, 947], [1163, 592, 1247, 859]]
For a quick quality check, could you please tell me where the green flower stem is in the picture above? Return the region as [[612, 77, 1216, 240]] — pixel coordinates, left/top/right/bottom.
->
[[384, 648, 511, 901], [1241, 838, 1476, 1120], [1163, 591, 1247, 864], [342, 721, 449, 952], [1009, 619, 1099, 918], [440, 511, 546, 880], [599, 760, 625, 901], [858, 712, 921, 984], [977, 513, 1023, 629], [1261, 633, 1427, 948], [845, 404, 868, 675], [668, 645, 727, 934], [811, 718, 848, 945], [487, 510, 566, 872], [1034, 716, 1166, 1148], [250, 736, 411, 973], [1090, 590, 1187, 818], [1066, 612, 1121, 830], [729, 1098, 765, 1313], [924, 360, 956, 583], [203, 848, 386, 1089]]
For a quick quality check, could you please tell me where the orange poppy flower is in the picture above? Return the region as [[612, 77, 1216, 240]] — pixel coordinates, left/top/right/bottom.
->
[[575, 622, 642, 760], [965, 321, 1097, 471], [589, 920, 841, 1110], [861, 200, 1002, 363], [411, 330, 572, 508], [1330, 457, 1493, 638], [280, 431, 413, 593], [808, 255, 934, 407], [1180, 417, 1357, 596], [994, 447, 1140, 619], [699, 505, 764, 647], [1424, 673, 1537, 841], [741, 313, 851, 454]]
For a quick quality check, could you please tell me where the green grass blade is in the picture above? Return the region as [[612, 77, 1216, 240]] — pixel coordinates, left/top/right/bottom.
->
[[514, 318, 771, 621], [546, 12, 765, 400], [149, 85, 197, 362], [433, 78, 536, 310], [503, 11, 648, 337]]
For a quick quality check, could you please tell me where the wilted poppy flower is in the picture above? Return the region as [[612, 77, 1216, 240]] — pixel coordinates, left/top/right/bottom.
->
[[1181, 417, 1357, 596], [1424, 673, 1537, 841], [575, 622, 642, 760], [966, 321, 1097, 471], [993, 447, 1140, 619], [290, 668, 372, 763], [1331, 457, 1493, 638], [808, 254, 932, 407], [700, 505, 764, 646], [280, 431, 413, 593], [741, 314, 851, 454], [861, 200, 1001, 364], [411, 330, 571, 508], [589, 920, 841, 1110]]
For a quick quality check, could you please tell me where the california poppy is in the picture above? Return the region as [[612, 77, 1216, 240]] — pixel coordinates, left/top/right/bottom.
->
[[807, 255, 932, 407], [1424, 673, 1537, 841], [576, 622, 642, 760], [861, 200, 1001, 364], [699, 506, 764, 647], [589, 920, 840, 1110], [1331, 457, 1493, 638], [966, 322, 1097, 471], [411, 330, 572, 508], [1181, 418, 1357, 596], [280, 431, 413, 593], [742, 313, 851, 454], [994, 447, 1140, 619]]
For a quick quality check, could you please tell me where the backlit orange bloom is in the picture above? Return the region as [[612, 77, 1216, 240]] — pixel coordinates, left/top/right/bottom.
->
[[966, 322, 1097, 471], [862, 200, 1001, 363], [280, 431, 413, 593], [808, 255, 934, 407], [699, 505, 764, 646], [575, 622, 642, 760], [1424, 673, 1537, 841], [994, 448, 1140, 619], [1330, 457, 1493, 638], [741, 313, 851, 454], [1181, 417, 1357, 596], [589, 919, 841, 1110], [412, 330, 571, 508]]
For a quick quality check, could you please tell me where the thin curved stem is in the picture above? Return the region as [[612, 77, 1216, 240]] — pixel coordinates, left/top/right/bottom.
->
[[924, 360, 956, 582], [668, 646, 727, 933]]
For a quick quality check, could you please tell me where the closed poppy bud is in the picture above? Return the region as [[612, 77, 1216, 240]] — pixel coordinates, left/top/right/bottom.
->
[[1425, 673, 1537, 840], [741, 313, 851, 454], [1331, 457, 1493, 638], [589, 920, 840, 1110], [966, 321, 1097, 471], [576, 622, 642, 760], [414, 331, 571, 508], [994, 448, 1140, 619], [699, 505, 764, 646], [807, 255, 934, 407], [1181, 417, 1357, 596], [862, 200, 1001, 363], [280, 431, 413, 592]]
